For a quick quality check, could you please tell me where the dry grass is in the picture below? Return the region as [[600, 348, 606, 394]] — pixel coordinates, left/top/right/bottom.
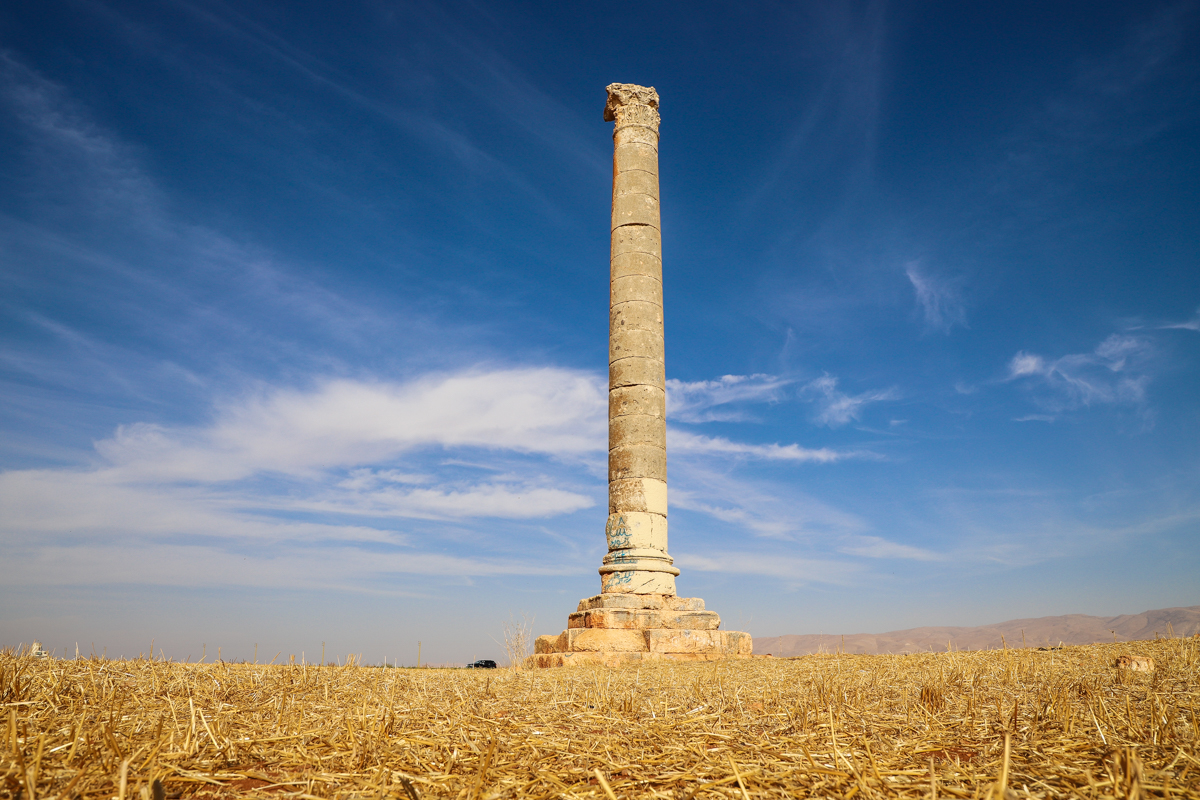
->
[[3, 637, 1198, 799], [499, 615, 535, 672]]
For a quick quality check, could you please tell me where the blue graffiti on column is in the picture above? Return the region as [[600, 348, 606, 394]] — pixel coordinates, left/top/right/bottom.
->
[[606, 515, 631, 549]]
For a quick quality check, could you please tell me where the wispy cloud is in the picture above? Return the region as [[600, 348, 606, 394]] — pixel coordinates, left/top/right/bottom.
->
[[669, 430, 850, 463], [674, 551, 860, 585], [669, 465, 868, 541], [2, 363, 878, 588], [905, 261, 966, 332], [0, 368, 611, 586], [0, 52, 422, 406], [93, 369, 607, 483], [1160, 307, 1200, 331], [666, 374, 792, 423], [1006, 333, 1153, 416], [802, 374, 897, 427], [0, 539, 574, 592], [837, 535, 944, 561]]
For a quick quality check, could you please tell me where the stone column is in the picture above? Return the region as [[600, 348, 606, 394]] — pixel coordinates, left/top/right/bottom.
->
[[526, 82, 753, 667], [600, 83, 680, 596]]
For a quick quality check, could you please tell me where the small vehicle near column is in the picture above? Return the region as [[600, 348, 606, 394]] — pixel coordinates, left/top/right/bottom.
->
[[465, 659, 497, 669]]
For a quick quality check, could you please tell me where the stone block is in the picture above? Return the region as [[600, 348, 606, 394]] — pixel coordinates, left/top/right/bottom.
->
[[665, 652, 754, 662], [611, 274, 663, 307], [647, 629, 752, 655], [577, 594, 710, 611], [609, 476, 668, 516], [534, 634, 563, 654], [662, 596, 705, 611], [613, 142, 658, 175], [1115, 655, 1155, 672], [610, 251, 661, 282], [610, 328, 664, 363], [661, 610, 721, 630], [613, 170, 658, 200], [578, 609, 659, 629], [611, 299, 663, 334], [610, 356, 665, 390], [612, 193, 660, 229], [609, 443, 666, 481], [579, 593, 660, 611], [526, 651, 753, 669], [605, 511, 667, 550], [601, 547, 675, 572], [609, 384, 665, 419], [527, 653, 566, 668], [566, 628, 648, 652], [574, 608, 721, 631], [610, 225, 661, 260], [610, 415, 666, 450], [601, 569, 676, 595], [614, 124, 659, 148]]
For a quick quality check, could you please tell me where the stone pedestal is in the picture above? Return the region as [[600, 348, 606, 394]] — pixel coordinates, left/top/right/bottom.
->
[[529, 83, 752, 668], [529, 593, 752, 667]]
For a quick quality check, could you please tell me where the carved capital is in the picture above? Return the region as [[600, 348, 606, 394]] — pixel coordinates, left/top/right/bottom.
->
[[604, 83, 660, 132]]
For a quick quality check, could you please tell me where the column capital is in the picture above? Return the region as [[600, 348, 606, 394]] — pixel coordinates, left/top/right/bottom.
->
[[604, 83, 660, 133]]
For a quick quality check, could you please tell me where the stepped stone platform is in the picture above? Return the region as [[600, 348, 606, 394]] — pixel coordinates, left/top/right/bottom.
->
[[528, 593, 752, 668]]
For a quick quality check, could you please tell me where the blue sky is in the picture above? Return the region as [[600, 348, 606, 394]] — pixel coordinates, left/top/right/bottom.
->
[[1, 0, 1197, 664]]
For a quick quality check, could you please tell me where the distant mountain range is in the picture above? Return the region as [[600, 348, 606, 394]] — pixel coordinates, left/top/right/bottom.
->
[[753, 605, 1200, 657]]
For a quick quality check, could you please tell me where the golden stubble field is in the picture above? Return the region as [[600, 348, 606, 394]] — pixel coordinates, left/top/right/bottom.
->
[[3, 638, 1198, 799]]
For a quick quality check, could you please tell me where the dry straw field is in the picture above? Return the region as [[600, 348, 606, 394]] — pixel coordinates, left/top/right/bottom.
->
[[3, 637, 1198, 799]]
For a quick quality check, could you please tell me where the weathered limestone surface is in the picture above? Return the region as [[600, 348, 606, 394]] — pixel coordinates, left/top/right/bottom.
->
[[577, 593, 704, 611], [532, 627, 750, 657], [601, 82, 676, 597], [528, 651, 746, 669], [528, 83, 753, 668], [568, 608, 721, 631]]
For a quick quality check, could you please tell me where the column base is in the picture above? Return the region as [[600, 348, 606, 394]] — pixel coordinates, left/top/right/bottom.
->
[[527, 593, 753, 668]]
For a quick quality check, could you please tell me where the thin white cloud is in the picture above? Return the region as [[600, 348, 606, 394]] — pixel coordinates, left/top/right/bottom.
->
[[1, 53, 161, 222], [674, 552, 859, 584], [2, 363, 878, 588], [905, 261, 967, 332], [260, 482, 594, 521], [666, 374, 792, 423], [0, 541, 575, 591], [802, 374, 897, 427], [1006, 334, 1152, 414], [837, 535, 943, 561], [1160, 307, 1200, 331], [0, 468, 406, 545], [668, 430, 849, 463], [669, 465, 868, 541], [94, 369, 606, 483], [0, 368, 611, 590], [1007, 352, 1047, 377]]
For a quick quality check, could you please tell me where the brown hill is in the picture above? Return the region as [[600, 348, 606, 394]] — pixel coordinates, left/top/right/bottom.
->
[[753, 605, 1200, 656]]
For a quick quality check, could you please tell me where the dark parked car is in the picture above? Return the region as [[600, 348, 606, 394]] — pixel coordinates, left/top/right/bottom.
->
[[466, 659, 497, 669]]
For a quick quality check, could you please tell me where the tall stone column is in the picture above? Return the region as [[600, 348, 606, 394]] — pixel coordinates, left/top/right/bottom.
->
[[600, 83, 679, 596], [527, 83, 752, 667]]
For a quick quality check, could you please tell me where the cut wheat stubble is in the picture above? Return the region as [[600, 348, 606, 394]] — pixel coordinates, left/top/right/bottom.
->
[[1, 638, 1198, 798]]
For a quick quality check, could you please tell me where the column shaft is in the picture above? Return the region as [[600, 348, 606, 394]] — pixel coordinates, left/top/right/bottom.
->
[[600, 83, 678, 595]]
